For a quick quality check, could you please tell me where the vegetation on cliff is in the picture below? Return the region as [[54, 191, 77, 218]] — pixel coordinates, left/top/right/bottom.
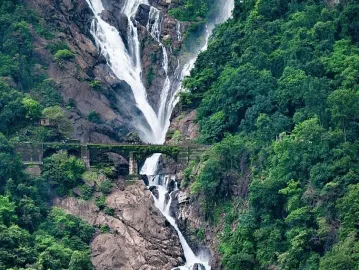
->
[[181, 0, 359, 269], [0, 1, 95, 269]]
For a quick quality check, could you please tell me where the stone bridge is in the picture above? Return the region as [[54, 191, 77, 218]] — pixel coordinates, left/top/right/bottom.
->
[[15, 142, 208, 176]]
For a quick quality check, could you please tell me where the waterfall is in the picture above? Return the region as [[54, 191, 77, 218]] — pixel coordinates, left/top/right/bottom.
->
[[85, 0, 163, 143], [85, 0, 234, 269], [140, 156, 211, 270], [146, 7, 172, 130]]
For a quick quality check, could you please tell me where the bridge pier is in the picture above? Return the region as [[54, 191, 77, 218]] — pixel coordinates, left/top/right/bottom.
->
[[81, 145, 90, 169], [129, 152, 138, 176]]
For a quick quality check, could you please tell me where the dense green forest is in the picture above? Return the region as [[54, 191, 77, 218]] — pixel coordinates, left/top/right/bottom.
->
[[181, 0, 359, 269], [0, 1, 95, 269]]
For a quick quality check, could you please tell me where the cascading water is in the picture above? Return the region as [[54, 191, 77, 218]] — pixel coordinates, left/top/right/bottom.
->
[[146, 7, 172, 128], [141, 155, 211, 270], [85, 0, 234, 268], [85, 0, 163, 143]]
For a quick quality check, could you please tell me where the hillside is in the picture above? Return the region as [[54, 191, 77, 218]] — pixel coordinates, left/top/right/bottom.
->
[[1, 0, 359, 269], [176, 0, 359, 269]]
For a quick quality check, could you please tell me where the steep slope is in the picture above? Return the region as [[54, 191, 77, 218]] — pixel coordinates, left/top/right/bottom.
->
[[172, 0, 359, 269]]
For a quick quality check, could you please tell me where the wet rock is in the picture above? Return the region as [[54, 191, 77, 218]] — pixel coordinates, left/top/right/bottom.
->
[[149, 186, 159, 199], [135, 4, 151, 26], [167, 179, 177, 193], [178, 191, 190, 204], [192, 263, 206, 270], [169, 190, 180, 217], [157, 154, 177, 175]]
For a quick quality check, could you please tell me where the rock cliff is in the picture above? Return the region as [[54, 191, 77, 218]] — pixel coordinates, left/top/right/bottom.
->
[[26, 0, 186, 143], [55, 181, 185, 269]]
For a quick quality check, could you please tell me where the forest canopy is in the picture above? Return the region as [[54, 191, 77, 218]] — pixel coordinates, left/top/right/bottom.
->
[[181, 0, 359, 269]]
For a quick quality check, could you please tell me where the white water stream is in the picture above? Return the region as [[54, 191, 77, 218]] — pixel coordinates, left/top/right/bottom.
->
[[85, 0, 234, 268], [141, 154, 211, 269]]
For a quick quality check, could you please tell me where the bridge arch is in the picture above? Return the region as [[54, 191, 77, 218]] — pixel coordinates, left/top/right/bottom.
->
[[43, 144, 81, 159], [138, 153, 178, 176], [89, 150, 130, 176]]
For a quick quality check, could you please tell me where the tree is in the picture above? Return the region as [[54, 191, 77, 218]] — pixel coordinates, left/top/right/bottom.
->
[[42, 106, 72, 138], [327, 88, 359, 141], [22, 96, 42, 120], [0, 196, 17, 226], [42, 151, 85, 196], [68, 251, 94, 270]]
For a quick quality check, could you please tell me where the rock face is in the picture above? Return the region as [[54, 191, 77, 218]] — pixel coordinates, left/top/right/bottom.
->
[[167, 110, 199, 144], [55, 181, 184, 269], [170, 190, 220, 269], [26, 0, 186, 143]]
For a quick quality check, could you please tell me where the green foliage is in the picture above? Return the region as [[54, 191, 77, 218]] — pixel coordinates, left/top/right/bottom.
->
[[30, 79, 62, 107], [196, 228, 205, 241], [47, 41, 70, 54], [169, 0, 216, 22], [42, 151, 85, 196], [0, 134, 94, 270], [100, 166, 117, 179], [99, 179, 112, 195], [87, 111, 102, 124], [0, 196, 17, 226], [22, 96, 43, 120], [182, 0, 359, 268], [104, 207, 114, 216], [95, 196, 106, 210], [0, 2, 93, 269], [42, 105, 72, 138], [171, 130, 183, 144], [89, 80, 101, 90], [0, 0, 55, 90], [79, 184, 94, 200], [99, 224, 110, 234], [0, 80, 43, 134], [147, 66, 154, 86], [54, 49, 74, 62]]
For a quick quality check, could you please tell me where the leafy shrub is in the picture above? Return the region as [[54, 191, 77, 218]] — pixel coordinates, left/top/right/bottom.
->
[[104, 207, 114, 216], [171, 130, 183, 144], [42, 151, 85, 196], [30, 79, 62, 107], [79, 184, 93, 200], [42, 106, 72, 138], [99, 224, 110, 233], [99, 179, 112, 195], [47, 41, 70, 54], [87, 111, 102, 124], [54, 49, 74, 61], [89, 80, 101, 90], [95, 196, 106, 210]]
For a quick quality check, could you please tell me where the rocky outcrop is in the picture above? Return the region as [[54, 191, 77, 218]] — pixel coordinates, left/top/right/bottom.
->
[[166, 110, 199, 144], [55, 181, 185, 269], [170, 190, 221, 269]]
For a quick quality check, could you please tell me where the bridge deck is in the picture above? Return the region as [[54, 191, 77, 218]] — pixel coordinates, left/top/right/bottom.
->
[[15, 142, 210, 170]]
